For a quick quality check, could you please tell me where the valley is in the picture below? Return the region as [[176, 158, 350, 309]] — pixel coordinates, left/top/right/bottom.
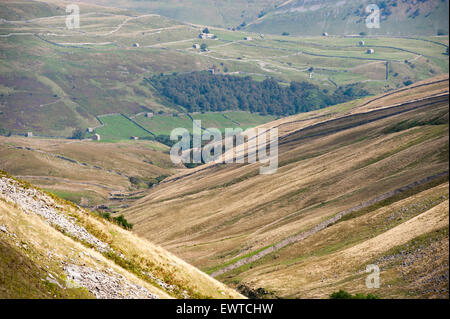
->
[[0, 0, 448, 301], [0, 0, 448, 137], [122, 77, 449, 298]]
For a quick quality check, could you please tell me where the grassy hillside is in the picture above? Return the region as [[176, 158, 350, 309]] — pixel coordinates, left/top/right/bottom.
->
[[0, 0, 448, 137], [0, 171, 244, 299], [78, 0, 282, 27], [122, 75, 449, 299], [95, 114, 153, 141], [247, 0, 450, 36], [0, 136, 178, 210], [79, 0, 449, 36]]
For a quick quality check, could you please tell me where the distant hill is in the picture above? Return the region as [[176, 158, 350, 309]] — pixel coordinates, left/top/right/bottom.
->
[[77, 0, 282, 27], [247, 0, 450, 36], [79, 0, 449, 36]]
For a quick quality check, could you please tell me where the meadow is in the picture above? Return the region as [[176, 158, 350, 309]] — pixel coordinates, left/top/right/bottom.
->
[[95, 114, 153, 141]]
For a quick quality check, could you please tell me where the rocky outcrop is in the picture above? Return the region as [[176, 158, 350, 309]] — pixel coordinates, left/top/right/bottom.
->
[[65, 264, 158, 299], [0, 177, 111, 253]]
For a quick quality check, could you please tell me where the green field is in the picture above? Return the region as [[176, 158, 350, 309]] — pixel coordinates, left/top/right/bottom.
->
[[94, 114, 153, 141], [134, 112, 278, 135], [134, 114, 194, 135]]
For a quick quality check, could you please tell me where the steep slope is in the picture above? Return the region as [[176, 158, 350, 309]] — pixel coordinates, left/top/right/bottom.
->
[[0, 171, 243, 299], [0, 0, 211, 136], [123, 75, 449, 298]]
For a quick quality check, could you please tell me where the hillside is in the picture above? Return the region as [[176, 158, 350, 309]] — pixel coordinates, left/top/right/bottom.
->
[[0, 0, 448, 137], [77, 0, 282, 27], [0, 137, 180, 210], [122, 75, 449, 298], [79, 0, 449, 36], [247, 0, 450, 36], [0, 171, 244, 299]]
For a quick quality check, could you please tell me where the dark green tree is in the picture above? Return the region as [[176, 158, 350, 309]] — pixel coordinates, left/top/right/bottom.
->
[[71, 128, 86, 140]]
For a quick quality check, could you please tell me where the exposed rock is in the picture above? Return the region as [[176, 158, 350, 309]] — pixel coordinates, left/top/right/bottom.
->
[[143, 271, 179, 295], [65, 264, 158, 299], [0, 177, 110, 253]]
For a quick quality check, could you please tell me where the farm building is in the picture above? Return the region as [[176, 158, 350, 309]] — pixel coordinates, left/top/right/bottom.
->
[[86, 127, 94, 133], [25, 132, 33, 138], [92, 133, 101, 141], [359, 40, 365, 46], [322, 32, 329, 36], [133, 43, 140, 48], [193, 44, 200, 49], [208, 69, 215, 74], [244, 37, 253, 41], [366, 49, 375, 54], [146, 112, 154, 118], [199, 33, 214, 39], [130, 136, 139, 140]]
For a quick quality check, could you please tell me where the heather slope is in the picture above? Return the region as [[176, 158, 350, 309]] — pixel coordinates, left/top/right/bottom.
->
[[123, 75, 449, 298]]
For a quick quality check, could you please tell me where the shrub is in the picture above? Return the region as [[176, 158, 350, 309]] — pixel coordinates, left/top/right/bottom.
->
[[128, 176, 142, 185], [95, 207, 133, 230], [403, 80, 414, 86], [330, 290, 353, 299], [71, 128, 86, 140], [112, 215, 133, 230], [330, 290, 379, 299]]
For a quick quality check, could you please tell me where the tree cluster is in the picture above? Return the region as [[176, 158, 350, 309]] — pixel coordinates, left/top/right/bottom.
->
[[147, 72, 368, 116]]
